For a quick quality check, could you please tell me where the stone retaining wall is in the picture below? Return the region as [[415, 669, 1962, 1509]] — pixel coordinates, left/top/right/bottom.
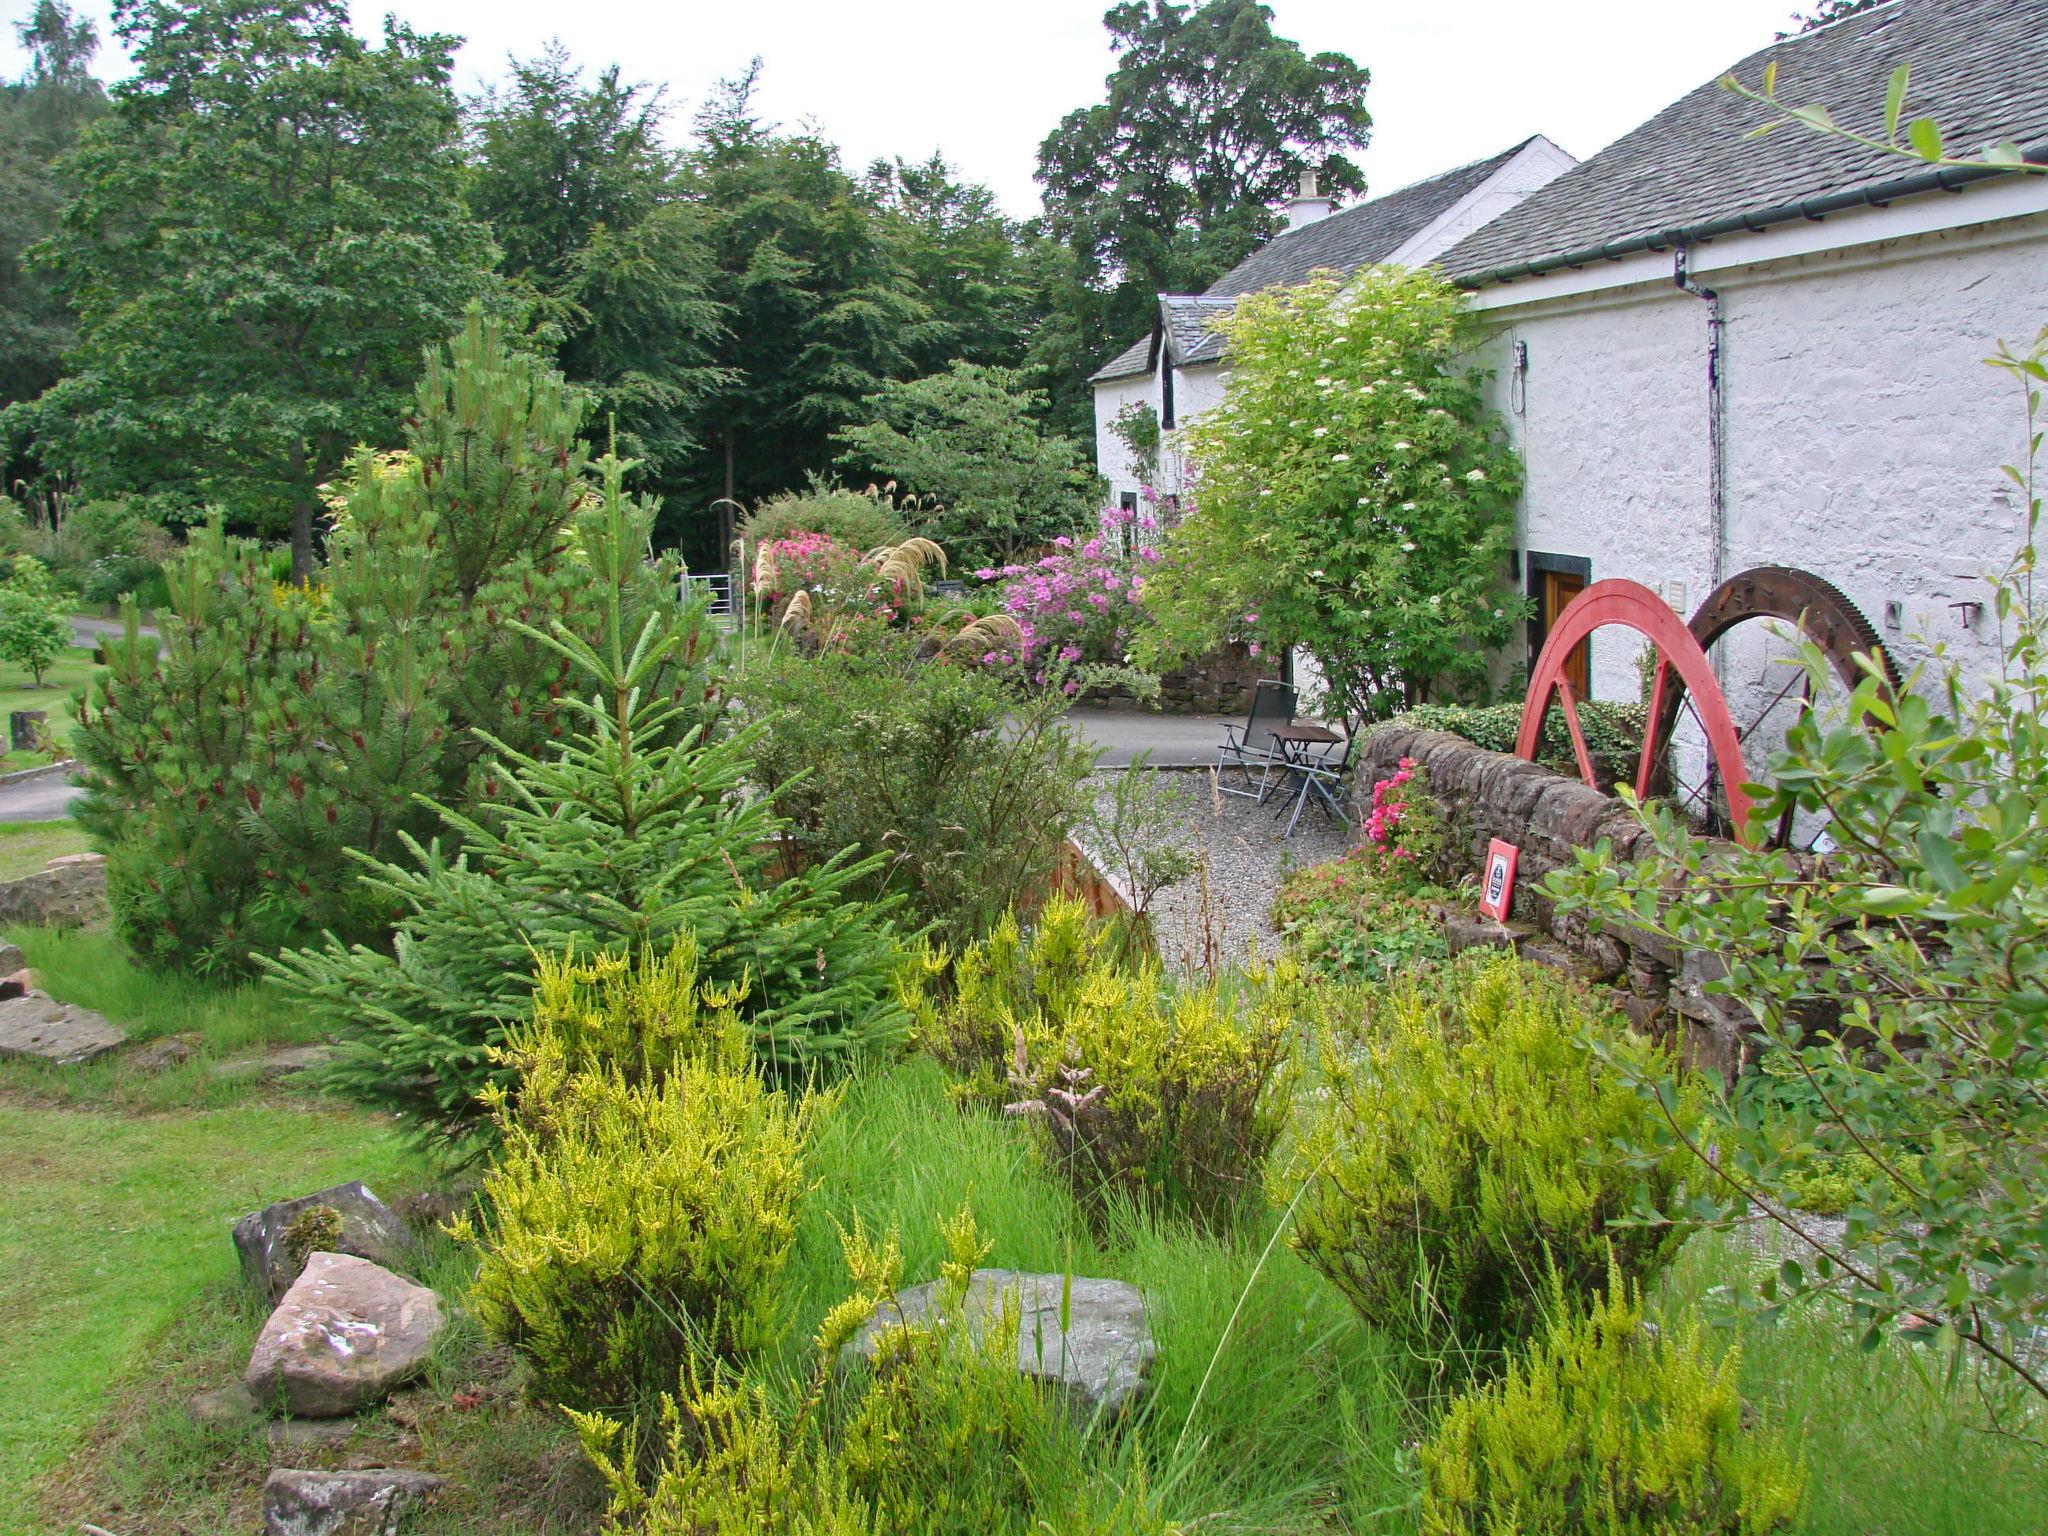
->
[[1356, 726, 1753, 1077]]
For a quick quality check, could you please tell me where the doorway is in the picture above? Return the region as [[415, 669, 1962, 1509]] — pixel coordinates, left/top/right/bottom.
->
[[1527, 552, 1592, 697]]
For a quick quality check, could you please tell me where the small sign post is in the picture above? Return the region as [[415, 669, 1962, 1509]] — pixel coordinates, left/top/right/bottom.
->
[[1478, 838, 1519, 922]]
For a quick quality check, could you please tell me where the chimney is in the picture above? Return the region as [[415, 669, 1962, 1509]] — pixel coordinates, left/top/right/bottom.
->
[[1283, 168, 1334, 231]]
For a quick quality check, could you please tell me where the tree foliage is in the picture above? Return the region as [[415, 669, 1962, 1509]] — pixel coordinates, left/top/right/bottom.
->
[[0, 1, 106, 441], [1036, 0, 1371, 390], [833, 363, 1099, 565], [1138, 268, 1524, 723], [15, 0, 494, 575], [465, 47, 725, 510], [76, 310, 693, 974]]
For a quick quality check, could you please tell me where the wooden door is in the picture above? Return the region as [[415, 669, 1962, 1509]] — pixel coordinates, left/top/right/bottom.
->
[[1541, 569, 1590, 697]]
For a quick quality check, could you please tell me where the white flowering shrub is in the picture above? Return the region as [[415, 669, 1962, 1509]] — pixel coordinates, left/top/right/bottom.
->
[[1136, 268, 1525, 722]]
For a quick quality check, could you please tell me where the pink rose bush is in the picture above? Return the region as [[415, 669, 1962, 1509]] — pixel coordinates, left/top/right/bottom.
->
[[1359, 756, 1447, 891]]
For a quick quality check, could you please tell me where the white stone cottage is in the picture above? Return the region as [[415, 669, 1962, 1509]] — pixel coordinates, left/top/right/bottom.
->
[[1089, 135, 1577, 513], [1440, 0, 2048, 707]]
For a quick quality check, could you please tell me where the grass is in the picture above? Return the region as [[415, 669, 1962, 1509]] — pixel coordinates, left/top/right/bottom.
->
[[0, 818, 88, 883], [0, 645, 94, 771]]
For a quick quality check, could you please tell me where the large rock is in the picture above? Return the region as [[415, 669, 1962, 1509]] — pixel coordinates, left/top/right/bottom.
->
[[262, 1468, 444, 1536], [0, 992, 125, 1064], [0, 851, 106, 928], [235, 1182, 411, 1300], [245, 1253, 443, 1418], [845, 1268, 1153, 1419]]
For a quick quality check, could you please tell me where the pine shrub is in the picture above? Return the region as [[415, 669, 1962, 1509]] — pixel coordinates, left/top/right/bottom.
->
[[260, 453, 908, 1144], [573, 1205, 1174, 1536], [77, 309, 711, 973], [1420, 1264, 1804, 1534], [1277, 952, 1698, 1361], [914, 895, 1293, 1224], [457, 943, 835, 1417]]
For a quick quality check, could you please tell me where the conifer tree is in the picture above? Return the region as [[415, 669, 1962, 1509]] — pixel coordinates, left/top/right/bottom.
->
[[75, 310, 706, 972], [262, 452, 908, 1146]]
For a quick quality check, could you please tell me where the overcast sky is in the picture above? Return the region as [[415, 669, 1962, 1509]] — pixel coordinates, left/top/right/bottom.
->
[[5, 0, 1811, 215]]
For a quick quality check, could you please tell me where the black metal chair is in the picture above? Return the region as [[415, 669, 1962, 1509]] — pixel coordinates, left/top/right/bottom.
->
[[1217, 680, 1296, 801], [1282, 729, 1355, 837]]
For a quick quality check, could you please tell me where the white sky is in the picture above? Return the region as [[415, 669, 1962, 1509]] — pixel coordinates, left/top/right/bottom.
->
[[5, 0, 1808, 216]]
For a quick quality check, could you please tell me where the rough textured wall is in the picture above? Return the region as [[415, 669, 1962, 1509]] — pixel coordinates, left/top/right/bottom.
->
[[1358, 725, 1755, 1076], [1092, 373, 1155, 506], [1479, 218, 2048, 707], [1079, 641, 1262, 716]]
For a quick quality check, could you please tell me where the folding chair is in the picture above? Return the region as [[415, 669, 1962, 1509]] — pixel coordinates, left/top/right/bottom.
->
[[1217, 679, 1296, 801], [1282, 729, 1356, 837]]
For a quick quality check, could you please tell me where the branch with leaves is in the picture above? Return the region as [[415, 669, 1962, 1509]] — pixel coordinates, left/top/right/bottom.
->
[[1723, 60, 2043, 176]]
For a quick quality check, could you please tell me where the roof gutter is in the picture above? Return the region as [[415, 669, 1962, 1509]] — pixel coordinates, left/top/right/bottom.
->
[[1455, 140, 2048, 290]]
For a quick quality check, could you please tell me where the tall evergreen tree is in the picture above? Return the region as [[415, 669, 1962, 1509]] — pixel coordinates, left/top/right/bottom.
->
[[466, 46, 725, 513], [1035, 0, 1371, 403], [0, 2, 107, 456], [678, 65, 939, 566], [13, 0, 495, 576]]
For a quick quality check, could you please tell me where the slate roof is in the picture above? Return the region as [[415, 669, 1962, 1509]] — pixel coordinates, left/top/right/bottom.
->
[[1204, 139, 1537, 298], [1445, 0, 2048, 285], [1088, 139, 1542, 384]]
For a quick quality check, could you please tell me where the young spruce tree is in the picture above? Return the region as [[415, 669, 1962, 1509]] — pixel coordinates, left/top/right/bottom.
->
[[261, 450, 909, 1147]]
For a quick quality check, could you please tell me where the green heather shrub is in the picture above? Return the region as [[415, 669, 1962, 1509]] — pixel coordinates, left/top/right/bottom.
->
[[261, 456, 907, 1145], [576, 1205, 1174, 1535], [915, 895, 1293, 1223], [80, 310, 708, 974], [458, 944, 834, 1417], [738, 478, 915, 554], [1278, 952, 1698, 1361], [736, 635, 1095, 948], [1420, 1264, 1805, 1534]]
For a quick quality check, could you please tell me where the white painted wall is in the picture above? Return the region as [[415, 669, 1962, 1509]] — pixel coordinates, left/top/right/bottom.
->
[[1387, 136, 1578, 270], [1093, 372, 1157, 506], [1477, 209, 2048, 716]]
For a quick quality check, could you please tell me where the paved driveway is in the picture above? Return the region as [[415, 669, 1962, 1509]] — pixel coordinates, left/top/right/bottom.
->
[[1063, 708, 1230, 769]]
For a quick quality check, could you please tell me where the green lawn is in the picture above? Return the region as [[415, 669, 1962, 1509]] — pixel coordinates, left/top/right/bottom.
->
[[0, 820, 89, 884], [0, 1104, 427, 1536], [0, 645, 95, 772]]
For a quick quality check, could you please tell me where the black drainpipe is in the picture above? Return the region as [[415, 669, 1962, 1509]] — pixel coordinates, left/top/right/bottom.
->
[[1672, 247, 1725, 592]]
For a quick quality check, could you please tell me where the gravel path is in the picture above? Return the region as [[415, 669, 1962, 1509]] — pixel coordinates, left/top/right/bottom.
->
[[1080, 768, 1352, 977]]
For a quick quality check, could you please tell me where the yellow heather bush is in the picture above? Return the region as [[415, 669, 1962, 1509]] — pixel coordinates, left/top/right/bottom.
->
[[574, 1205, 1177, 1536], [458, 942, 836, 1415], [1421, 1264, 1805, 1534], [914, 895, 1293, 1222], [1276, 951, 1698, 1359]]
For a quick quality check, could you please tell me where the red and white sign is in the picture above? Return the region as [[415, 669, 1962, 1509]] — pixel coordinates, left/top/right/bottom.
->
[[1478, 839, 1519, 921]]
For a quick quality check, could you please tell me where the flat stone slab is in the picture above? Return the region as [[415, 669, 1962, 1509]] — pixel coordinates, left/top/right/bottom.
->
[[0, 992, 126, 1064], [246, 1252, 443, 1418], [846, 1268, 1153, 1418], [263, 1468, 443, 1536]]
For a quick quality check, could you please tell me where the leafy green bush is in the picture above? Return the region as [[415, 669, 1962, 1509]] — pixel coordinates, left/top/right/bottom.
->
[[1277, 952, 1697, 1361], [261, 456, 908, 1146], [575, 1206, 1172, 1535], [458, 943, 833, 1417], [0, 555, 73, 686], [79, 311, 704, 973], [734, 635, 1094, 949], [1420, 1264, 1805, 1534], [738, 478, 915, 554], [1393, 699, 1647, 782], [915, 896, 1293, 1223], [1270, 847, 1448, 984]]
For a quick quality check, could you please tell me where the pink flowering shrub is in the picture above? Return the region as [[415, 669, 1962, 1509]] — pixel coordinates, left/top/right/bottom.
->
[[973, 502, 1157, 688], [751, 531, 911, 631], [1360, 757, 1448, 891]]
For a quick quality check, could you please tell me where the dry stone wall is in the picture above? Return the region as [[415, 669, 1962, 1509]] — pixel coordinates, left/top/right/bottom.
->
[[1079, 642, 1263, 716], [1357, 725, 1753, 1076]]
